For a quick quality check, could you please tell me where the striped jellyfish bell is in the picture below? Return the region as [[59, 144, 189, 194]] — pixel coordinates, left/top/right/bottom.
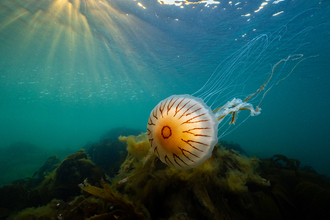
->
[[147, 94, 219, 170]]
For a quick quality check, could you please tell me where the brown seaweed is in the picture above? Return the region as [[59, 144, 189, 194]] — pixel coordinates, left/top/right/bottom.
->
[[78, 179, 147, 220], [3, 134, 330, 220]]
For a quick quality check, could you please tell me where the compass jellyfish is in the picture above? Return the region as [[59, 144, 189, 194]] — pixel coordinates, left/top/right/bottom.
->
[[147, 30, 309, 170]]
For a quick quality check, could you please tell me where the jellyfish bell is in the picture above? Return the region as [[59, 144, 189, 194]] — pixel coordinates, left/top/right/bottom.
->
[[147, 93, 262, 170], [147, 94, 219, 170]]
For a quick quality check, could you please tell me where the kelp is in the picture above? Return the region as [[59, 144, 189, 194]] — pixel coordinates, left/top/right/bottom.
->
[[294, 181, 330, 219], [3, 133, 330, 220], [110, 134, 271, 219], [78, 179, 147, 220], [272, 154, 300, 174]]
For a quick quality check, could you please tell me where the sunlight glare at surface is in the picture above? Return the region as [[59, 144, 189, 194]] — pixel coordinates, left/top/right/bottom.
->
[[0, 0, 170, 104]]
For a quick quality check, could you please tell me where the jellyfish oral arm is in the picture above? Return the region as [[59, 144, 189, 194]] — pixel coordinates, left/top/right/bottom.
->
[[214, 54, 310, 126], [213, 98, 261, 125]]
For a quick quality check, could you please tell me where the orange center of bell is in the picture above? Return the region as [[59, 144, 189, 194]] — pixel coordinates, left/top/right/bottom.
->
[[161, 126, 172, 139]]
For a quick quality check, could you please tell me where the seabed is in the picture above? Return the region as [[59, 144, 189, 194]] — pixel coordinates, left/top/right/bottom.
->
[[1, 129, 329, 220]]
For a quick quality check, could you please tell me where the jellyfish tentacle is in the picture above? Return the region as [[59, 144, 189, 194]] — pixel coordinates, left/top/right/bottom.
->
[[244, 54, 303, 109], [255, 54, 317, 110]]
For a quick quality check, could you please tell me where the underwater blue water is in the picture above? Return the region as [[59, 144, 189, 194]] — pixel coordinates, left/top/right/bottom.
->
[[0, 0, 329, 185]]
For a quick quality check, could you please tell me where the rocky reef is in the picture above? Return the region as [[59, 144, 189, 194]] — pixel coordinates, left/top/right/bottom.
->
[[1, 132, 330, 220]]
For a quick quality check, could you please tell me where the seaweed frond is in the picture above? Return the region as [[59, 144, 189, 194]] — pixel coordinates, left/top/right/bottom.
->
[[79, 179, 146, 220]]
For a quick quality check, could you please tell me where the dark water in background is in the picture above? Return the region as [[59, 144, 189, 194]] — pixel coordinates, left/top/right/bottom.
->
[[0, 0, 329, 185]]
